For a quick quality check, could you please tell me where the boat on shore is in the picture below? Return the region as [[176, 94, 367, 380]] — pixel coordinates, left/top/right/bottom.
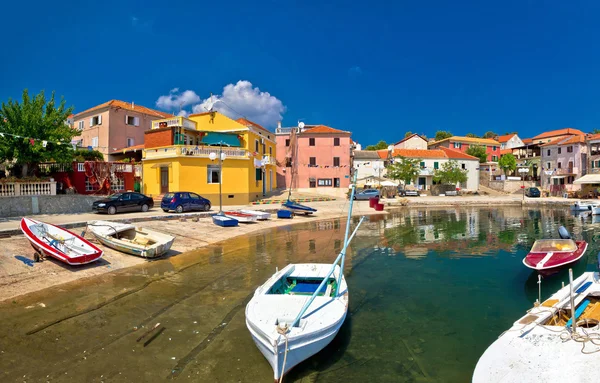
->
[[473, 268, 600, 383], [571, 200, 598, 211], [20, 217, 103, 265], [522, 226, 587, 274], [281, 200, 317, 215], [87, 221, 175, 258], [224, 211, 258, 223], [245, 174, 363, 382], [239, 209, 271, 220], [212, 214, 238, 227]]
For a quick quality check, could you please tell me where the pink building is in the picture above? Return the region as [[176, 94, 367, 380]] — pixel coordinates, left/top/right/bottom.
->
[[276, 124, 352, 190], [428, 136, 501, 162], [71, 100, 172, 161]]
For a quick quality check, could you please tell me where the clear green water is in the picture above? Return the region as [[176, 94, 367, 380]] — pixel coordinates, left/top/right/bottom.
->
[[0, 207, 598, 382]]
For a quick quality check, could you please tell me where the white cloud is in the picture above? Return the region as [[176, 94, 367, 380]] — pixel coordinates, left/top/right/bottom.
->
[[155, 89, 201, 110], [191, 80, 286, 128], [177, 110, 189, 117]]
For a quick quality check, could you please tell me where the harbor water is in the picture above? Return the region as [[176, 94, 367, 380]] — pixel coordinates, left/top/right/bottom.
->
[[0, 207, 597, 382]]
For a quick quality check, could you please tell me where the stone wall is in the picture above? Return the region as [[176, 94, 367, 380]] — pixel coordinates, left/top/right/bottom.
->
[[430, 184, 458, 196], [0, 195, 105, 217], [487, 180, 537, 193]]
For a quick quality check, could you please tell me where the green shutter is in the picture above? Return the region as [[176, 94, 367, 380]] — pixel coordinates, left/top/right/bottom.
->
[[420, 161, 425, 169], [255, 168, 262, 181], [434, 162, 439, 169]]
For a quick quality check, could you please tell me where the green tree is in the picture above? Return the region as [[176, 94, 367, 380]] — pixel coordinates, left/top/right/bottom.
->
[[593, 129, 600, 134], [434, 130, 453, 141], [73, 149, 104, 162], [466, 145, 488, 163], [387, 156, 422, 190], [465, 133, 479, 138], [365, 140, 389, 151], [404, 131, 413, 138], [433, 160, 468, 185], [483, 131, 497, 139], [0, 89, 75, 176], [498, 153, 517, 176]]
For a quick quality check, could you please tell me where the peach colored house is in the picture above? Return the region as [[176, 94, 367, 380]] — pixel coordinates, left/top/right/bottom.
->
[[71, 100, 172, 161], [276, 123, 352, 191]]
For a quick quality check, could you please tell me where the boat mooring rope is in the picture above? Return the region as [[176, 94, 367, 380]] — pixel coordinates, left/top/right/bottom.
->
[[277, 324, 290, 383]]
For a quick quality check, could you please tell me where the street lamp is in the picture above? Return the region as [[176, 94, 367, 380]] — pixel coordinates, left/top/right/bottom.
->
[[518, 167, 529, 201], [209, 144, 227, 215]]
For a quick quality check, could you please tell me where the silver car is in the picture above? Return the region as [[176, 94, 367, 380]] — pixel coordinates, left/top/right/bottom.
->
[[354, 189, 380, 200]]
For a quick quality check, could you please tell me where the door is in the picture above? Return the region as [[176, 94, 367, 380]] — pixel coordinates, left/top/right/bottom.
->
[[180, 192, 191, 211], [120, 193, 133, 212], [334, 178, 340, 188], [418, 177, 426, 190], [189, 193, 202, 211], [269, 170, 273, 192], [262, 169, 266, 196], [160, 167, 169, 194]]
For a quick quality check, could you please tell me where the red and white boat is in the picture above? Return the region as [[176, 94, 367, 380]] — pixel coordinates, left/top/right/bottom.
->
[[20, 218, 103, 265], [224, 211, 258, 223], [522, 226, 587, 273]]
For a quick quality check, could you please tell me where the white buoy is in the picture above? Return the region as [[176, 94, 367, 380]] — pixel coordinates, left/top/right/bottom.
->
[[569, 269, 577, 333]]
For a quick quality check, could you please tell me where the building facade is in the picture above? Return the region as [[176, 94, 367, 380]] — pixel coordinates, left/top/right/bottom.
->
[[428, 136, 501, 162], [393, 134, 428, 150], [540, 135, 587, 195], [353, 150, 387, 187], [276, 124, 352, 192], [496, 134, 524, 149], [72, 100, 172, 161], [142, 112, 276, 205]]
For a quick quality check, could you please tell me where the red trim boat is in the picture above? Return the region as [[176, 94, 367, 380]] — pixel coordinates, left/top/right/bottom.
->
[[20, 218, 103, 265], [224, 211, 258, 223], [522, 226, 587, 273]]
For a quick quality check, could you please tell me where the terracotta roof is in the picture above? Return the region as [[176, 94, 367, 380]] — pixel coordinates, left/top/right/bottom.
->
[[109, 144, 145, 154], [559, 135, 586, 145], [378, 148, 445, 159], [500, 149, 513, 155], [235, 117, 272, 134], [522, 138, 533, 144], [394, 133, 427, 145], [67, 114, 75, 118], [587, 133, 600, 141], [495, 134, 516, 143], [303, 125, 350, 134], [75, 100, 173, 119], [429, 136, 500, 146], [439, 147, 479, 160], [532, 128, 585, 140], [354, 150, 382, 160], [539, 137, 573, 147]]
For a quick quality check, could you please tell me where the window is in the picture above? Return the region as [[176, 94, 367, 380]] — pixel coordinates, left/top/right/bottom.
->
[[77, 121, 84, 131], [596, 160, 600, 168], [309, 179, 316, 188], [126, 138, 134, 147], [121, 193, 131, 201], [269, 147, 272, 155], [309, 157, 316, 166], [334, 178, 340, 188], [434, 162, 439, 169], [492, 146, 497, 151], [492, 155, 498, 161], [207, 165, 220, 183], [420, 161, 425, 169], [547, 149, 551, 156], [558, 162, 562, 168], [85, 177, 100, 192], [546, 162, 551, 169], [333, 157, 340, 167], [334, 137, 340, 146], [285, 139, 290, 147], [285, 157, 292, 167], [255, 140, 259, 152], [125, 115, 139, 126], [453, 142, 462, 149], [112, 178, 125, 191], [309, 138, 315, 146], [318, 179, 332, 187], [567, 146, 573, 153], [91, 137, 99, 147], [255, 168, 263, 181], [89, 115, 102, 126], [567, 176, 574, 184], [558, 147, 562, 154], [461, 163, 466, 170]]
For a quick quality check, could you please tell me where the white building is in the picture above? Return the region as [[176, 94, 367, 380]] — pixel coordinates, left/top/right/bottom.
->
[[394, 134, 428, 150], [496, 133, 525, 150], [353, 150, 387, 186]]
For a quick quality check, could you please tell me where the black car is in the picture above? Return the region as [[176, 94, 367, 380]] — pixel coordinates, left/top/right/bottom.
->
[[525, 187, 541, 198], [92, 192, 154, 215]]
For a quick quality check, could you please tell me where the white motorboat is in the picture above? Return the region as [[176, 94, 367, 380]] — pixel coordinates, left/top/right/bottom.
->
[[571, 200, 598, 211], [473, 269, 600, 383], [87, 221, 175, 258], [239, 209, 271, 220], [589, 205, 600, 215], [245, 174, 364, 382]]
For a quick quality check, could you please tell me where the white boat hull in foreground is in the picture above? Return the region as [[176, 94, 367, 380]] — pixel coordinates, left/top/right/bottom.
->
[[473, 271, 600, 383], [245, 264, 348, 381]]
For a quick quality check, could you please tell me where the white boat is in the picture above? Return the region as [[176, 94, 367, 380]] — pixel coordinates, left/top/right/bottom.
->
[[87, 221, 175, 258], [239, 209, 271, 220], [224, 211, 258, 223], [473, 269, 600, 383], [245, 174, 364, 382], [589, 205, 600, 215], [571, 200, 598, 211]]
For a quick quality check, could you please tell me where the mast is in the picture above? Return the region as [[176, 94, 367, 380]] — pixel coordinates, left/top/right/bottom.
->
[[336, 171, 358, 295]]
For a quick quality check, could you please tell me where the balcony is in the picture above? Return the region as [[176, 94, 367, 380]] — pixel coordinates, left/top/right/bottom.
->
[[152, 117, 197, 130], [144, 145, 249, 160], [555, 167, 578, 175]]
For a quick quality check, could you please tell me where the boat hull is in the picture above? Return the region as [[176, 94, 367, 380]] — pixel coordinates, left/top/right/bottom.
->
[[281, 201, 316, 215], [20, 218, 103, 265], [91, 232, 174, 258], [239, 209, 271, 220], [523, 241, 587, 272], [212, 215, 238, 227], [224, 211, 258, 223]]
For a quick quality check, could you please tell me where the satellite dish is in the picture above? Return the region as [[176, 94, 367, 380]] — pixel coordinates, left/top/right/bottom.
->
[[387, 145, 394, 151], [298, 121, 305, 129]]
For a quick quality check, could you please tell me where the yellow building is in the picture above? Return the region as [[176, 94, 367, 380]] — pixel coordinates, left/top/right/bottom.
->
[[142, 111, 277, 205]]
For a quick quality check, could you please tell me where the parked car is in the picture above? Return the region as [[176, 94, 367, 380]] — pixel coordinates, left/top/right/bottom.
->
[[525, 187, 541, 198], [92, 192, 154, 215], [354, 189, 380, 200], [398, 189, 420, 197], [161, 192, 211, 213]]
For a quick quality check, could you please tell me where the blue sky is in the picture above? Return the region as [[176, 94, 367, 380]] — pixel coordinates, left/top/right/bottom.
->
[[2, 1, 600, 146]]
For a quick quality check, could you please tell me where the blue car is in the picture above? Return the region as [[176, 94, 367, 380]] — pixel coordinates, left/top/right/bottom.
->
[[161, 192, 211, 213]]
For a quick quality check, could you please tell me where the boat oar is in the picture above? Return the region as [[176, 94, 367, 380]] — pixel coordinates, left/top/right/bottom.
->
[[136, 322, 160, 343]]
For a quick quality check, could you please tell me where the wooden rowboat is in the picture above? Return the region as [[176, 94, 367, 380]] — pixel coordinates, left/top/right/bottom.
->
[[20, 217, 103, 265], [87, 221, 175, 258], [224, 211, 258, 223], [239, 209, 271, 220]]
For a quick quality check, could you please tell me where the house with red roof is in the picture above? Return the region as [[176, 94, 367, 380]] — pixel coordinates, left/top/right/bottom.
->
[[393, 134, 428, 150], [495, 133, 524, 150], [532, 128, 585, 144], [428, 136, 501, 162], [275, 122, 352, 191], [540, 134, 588, 195], [72, 100, 173, 161], [375, 147, 480, 191]]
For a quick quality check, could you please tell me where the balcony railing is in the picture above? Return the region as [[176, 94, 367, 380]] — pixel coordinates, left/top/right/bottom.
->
[[0, 181, 57, 197], [555, 167, 578, 175], [144, 145, 249, 160], [152, 117, 197, 130]]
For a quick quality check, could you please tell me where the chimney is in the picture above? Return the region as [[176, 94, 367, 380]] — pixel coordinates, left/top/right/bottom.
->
[[277, 121, 281, 130], [132, 101, 135, 109]]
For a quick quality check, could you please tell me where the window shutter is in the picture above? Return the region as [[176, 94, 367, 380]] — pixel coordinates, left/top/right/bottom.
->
[[89, 118, 93, 127], [125, 115, 129, 124], [97, 115, 102, 124], [134, 117, 140, 126]]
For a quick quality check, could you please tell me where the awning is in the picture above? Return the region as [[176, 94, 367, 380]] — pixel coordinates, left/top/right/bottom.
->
[[150, 163, 173, 168], [200, 132, 241, 147], [551, 175, 566, 179], [574, 174, 600, 184]]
